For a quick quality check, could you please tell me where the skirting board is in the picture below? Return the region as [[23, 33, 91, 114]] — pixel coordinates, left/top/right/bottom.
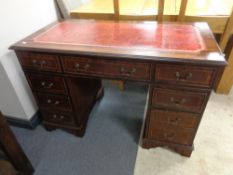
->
[[6, 111, 41, 129]]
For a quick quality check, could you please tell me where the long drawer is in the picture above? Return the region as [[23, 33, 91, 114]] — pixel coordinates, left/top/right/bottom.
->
[[35, 93, 72, 111], [155, 64, 216, 88], [150, 109, 199, 129], [148, 126, 194, 145], [16, 51, 62, 72], [27, 74, 67, 95], [152, 88, 208, 113], [61, 56, 151, 81]]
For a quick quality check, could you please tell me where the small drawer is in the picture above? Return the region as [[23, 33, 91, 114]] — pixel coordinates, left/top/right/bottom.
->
[[150, 109, 199, 129], [152, 88, 208, 113], [36, 93, 72, 111], [41, 110, 75, 125], [16, 51, 62, 72], [61, 56, 151, 81], [27, 74, 67, 94], [148, 126, 194, 145], [155, 64, 216, 88]]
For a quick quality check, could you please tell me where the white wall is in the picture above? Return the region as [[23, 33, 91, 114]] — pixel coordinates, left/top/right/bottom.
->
[[0, 0, 59, 120]]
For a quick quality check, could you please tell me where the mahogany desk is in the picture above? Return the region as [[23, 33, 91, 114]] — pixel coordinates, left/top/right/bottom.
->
[[10, 20, 226, 157]]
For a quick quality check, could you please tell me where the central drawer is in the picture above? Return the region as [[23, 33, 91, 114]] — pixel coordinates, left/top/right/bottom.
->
[[61, 56, 151, 81], [152, 88, 208, 113]]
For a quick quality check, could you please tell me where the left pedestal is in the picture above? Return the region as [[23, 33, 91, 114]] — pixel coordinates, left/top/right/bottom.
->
[[29, 74, 103, 137], [14, 51, 103, 137]]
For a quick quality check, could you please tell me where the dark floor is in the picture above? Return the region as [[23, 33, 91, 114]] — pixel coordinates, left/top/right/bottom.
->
[[12, 82, 148, 175]]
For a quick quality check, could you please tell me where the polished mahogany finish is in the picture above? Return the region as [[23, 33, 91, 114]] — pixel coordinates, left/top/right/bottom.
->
[[148, 126, 194, 145], [152, 88, 208, 113], [150, 109, 200, 129], [10, 20, 226, 157], [36, 93, 72, 111], [41, 110, 75, 126], [27, 74, 68, 95], [16, 51, 62, 72], [155, 64, 216, 88], [62, 55, 151, 81]]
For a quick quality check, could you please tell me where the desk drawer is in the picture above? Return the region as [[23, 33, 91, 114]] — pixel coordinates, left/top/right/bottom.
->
[[61, 56, 151, 81], [27, 74, 67, 95], [155, 64, 215, 88], [41, 110, 75, 126], [148, 126, 194, 145], [36, 93, 72, 111], [16, 51, 61, 72], [152, 88, 208, 113], [150, 109, 199, 129]]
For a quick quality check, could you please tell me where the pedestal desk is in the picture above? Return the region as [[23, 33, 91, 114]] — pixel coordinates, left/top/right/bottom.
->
[[10, 20, 226, 157]]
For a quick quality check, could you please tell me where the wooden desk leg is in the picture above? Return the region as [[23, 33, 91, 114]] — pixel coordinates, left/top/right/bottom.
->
[[142, 139, 193, 157]]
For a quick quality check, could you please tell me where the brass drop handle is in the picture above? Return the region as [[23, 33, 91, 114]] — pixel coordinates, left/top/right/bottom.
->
[[47, 99, 60, 105], [41, 82, 54, 89], [175, 72, 192, 81], [32, 59, 46, 67], [120, 67, 136, 76], [52, 114, 64, 120], [32, 59, 37, 64], [170, 97, 186, 105], [75, 63, 90, 71], [168, 117, 180, 125], [163, 133, 175, 140], [41, 60, 46, 66], [75, 63, 79, 69], [84, 64, 90, 70]]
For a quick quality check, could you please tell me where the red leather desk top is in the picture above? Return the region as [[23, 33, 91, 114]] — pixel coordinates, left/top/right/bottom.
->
[[33, 21, 205, 53]]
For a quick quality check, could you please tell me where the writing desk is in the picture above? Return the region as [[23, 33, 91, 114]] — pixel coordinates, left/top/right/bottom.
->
[[10, 20, 226, 157]]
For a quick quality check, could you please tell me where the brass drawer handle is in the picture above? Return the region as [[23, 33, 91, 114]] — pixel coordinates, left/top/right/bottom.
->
[[32, 59, 46, 68], [168, 117, 180, 125], [52, 114, 64, 120], [47, 99, 60, 105], [54, 101, 60, 105], [75, 63, 90, 71], [163, 132, 176, 140], [170, 97, 186, 105], [175, 72, 192, 81], [120, 67, 136, 76], [41, 82, 54, 89]]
